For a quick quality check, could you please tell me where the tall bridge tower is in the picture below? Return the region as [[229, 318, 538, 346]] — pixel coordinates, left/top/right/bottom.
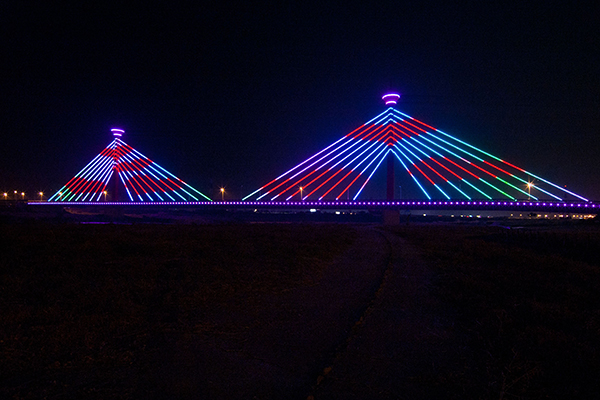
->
[[383, 94, 401, 200], [243, 92, 588, 203], [49, 128, 211, 202]]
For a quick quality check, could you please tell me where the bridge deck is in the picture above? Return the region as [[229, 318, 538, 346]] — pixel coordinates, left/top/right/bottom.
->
[[28, 200, 599, 213]]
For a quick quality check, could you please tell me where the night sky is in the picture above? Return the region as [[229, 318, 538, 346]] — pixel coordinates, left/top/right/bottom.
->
[[2, 1, 599, 200]]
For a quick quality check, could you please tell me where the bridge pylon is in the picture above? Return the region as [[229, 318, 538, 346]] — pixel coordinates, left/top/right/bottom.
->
[[243, 93, 588, 202], [49, 129, 211, 202]]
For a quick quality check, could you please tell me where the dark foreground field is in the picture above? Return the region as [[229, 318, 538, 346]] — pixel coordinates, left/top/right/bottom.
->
[[1, 220, 599, 399]]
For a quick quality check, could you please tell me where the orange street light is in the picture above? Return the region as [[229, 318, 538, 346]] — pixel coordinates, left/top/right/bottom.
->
[[527, 182, 534, 201]]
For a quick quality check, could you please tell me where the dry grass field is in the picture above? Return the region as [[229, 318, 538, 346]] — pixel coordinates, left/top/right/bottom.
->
[[387, 224, 600, 398], [0, 222, 356, 398], [1, 217, 599, 399]]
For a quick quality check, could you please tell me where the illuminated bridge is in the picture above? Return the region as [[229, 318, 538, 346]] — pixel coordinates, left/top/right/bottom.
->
[[243, 93, 589, 203], [44, 93, 591, 207]]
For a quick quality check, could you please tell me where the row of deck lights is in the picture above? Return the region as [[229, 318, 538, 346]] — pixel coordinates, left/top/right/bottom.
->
[[30, 200, 598, 208]]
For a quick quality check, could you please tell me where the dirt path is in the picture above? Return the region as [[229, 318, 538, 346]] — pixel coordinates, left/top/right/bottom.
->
[[311, 228, 472, 399], [138, 226, 471, 399], [140, 226, 391, 399]]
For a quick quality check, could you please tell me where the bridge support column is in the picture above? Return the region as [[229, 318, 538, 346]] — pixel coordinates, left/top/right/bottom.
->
[[112, 167, 119, 202], [387, 154, 394, 200]]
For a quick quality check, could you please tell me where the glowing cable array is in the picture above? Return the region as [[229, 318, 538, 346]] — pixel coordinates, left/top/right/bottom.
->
[[49, 133, 211, 202], [244, 106, 588, 202]]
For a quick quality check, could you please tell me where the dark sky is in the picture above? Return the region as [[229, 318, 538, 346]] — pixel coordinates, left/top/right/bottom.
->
[[2, 1, 599, 200]]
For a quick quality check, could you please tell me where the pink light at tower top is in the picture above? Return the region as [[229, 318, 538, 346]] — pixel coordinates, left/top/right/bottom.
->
[[111, 128, 124, 137], [382, 93, 400, 105]]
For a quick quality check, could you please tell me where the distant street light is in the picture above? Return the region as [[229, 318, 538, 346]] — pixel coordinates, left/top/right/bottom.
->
[[527, 182, 534, 201], [21, 192, 25, 200], [3, 193, 7, 200], [39, 192, 43, 201], [220, 187, 225, 201], [299, 186, 303, 200], [103, 191, 107, 201]]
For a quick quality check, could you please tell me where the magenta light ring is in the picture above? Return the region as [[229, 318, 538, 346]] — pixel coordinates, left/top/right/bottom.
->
[[111, 128, 125, 137], [382, 93, 400, 105]]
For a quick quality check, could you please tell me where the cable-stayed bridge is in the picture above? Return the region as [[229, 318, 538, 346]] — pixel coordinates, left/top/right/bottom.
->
[[243, 94, 587, 203], [39, 93, 591, 211]]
